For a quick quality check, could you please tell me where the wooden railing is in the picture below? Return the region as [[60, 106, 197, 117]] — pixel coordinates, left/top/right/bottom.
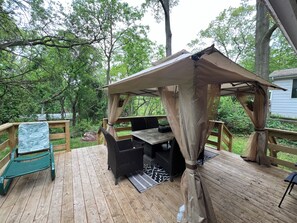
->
[[101, 117, 233, 151], [207, 121, 233, 152], [267, 128, 297, 170], [0, 121, 71, 170]]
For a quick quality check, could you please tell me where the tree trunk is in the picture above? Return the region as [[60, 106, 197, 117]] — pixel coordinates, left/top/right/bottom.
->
[[60, 97, 66, 119], [71, 96, 78, 126], [106, 54, 111, 85], [161, 0, 172, 56], [255, 0, 277, 80]]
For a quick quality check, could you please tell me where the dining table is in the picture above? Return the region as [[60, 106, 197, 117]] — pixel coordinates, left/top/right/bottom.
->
[[131, 128, 174, 158], [131, 128, 174, 145]]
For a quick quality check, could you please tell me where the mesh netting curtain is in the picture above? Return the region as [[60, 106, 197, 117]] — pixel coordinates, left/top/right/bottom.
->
[[158, 81, 220, 222], [236, 85, 270, 165], [107, 94, 130, 139], [158, 86, 182, 147]]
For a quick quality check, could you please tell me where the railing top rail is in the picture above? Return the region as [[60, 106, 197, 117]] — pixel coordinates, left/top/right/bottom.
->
[[0, 123, 14, 132], [266, 128, 297, 136], [103, 115, 167, 121], [11, 120, 70, 126]]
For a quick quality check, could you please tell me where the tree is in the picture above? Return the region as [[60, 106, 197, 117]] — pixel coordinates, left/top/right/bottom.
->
[[255, 0, 277, 80], [188, 2, 256, 67], [143, 0, 179, 56]]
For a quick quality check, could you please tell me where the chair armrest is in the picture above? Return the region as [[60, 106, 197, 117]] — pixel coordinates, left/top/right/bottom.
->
[[117, 139, 134, 151], [119, 147, 144, 160]]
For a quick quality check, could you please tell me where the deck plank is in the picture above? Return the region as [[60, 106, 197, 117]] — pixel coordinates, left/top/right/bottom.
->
[[82, 148, 113, 223], [33, 155, 57, 223], [72, 149, 88, 223], [77, 148, 101, 222], [47, 151, 65, 223], [19, 170, 48, 222], [0, 145, 296, 223], [6, 173, 40, 223], [92, 146, 128, 223], [61, 151, 74, 223]]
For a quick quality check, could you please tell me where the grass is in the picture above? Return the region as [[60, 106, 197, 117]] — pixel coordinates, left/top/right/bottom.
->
[[231, 135, 248, 155], [70, 137, 98, 149]]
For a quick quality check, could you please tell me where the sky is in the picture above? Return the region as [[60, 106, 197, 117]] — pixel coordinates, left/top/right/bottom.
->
[[60, 0, 247, 52], [125, 0, 244, 53]]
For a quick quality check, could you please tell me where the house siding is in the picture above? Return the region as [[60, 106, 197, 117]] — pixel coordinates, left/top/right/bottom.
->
[[271, 79, 297, 118]]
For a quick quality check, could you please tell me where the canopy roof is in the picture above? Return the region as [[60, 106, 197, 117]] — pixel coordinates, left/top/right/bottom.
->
[[107, 45, 284, 96]]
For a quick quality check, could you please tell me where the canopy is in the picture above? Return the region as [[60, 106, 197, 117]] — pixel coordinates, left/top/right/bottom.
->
[[105, 45, 284, 223], [108, 45, 283, 96]]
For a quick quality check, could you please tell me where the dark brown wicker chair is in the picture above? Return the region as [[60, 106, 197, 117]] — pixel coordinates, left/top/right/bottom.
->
[[100, 127, 144, 185], [154, 138, 185, 181], [145, 117, 159, 129], [130, 117, 147, 147]]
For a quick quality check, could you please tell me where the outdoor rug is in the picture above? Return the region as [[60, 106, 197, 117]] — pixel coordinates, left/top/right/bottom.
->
[[197, 149, 219, 165], [128, 164, 170, 193]]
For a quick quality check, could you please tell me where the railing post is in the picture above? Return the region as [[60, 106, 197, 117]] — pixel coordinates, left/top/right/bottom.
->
[[65, 121, 71, 152], [8, 125, 16, 151], [268, 134, 278, 166], [217, 122, 223, 150], [228, 132, 233, 152]]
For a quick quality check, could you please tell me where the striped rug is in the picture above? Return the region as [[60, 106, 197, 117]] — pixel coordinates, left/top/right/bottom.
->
[[128, 165, 170, 193]]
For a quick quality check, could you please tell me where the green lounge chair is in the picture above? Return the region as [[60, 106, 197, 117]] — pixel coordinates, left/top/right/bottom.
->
[[0, 122, 55, 195]]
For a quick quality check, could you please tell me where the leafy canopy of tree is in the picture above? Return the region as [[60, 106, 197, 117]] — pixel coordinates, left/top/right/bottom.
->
[[0, 0, 164, 125], [2, 0, 297, 131], [188, 0, 297, 74]]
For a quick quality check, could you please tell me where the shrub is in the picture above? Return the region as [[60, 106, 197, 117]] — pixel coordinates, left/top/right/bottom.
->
[[72, 120, 100, 137], [218, 97, 253, 134]]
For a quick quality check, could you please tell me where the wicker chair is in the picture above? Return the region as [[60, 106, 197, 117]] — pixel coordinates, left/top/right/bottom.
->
[[100, 127, 144, 185], [154, 138, 185, 182], [145, 117, 159, 129], [130, 117, 147, 147]]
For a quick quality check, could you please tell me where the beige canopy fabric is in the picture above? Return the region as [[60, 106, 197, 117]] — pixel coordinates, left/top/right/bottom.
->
[[107, 46, 284, 97], [107, 94, 130, 139], [106, 45, 284, 223], [236, 85, 270, 165]]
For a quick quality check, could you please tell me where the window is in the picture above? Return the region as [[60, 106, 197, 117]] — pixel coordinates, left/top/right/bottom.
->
[[292, 79, 297, 98]]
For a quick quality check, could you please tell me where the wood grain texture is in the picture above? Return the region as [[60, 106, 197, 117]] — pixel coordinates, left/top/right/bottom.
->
[[0, 146, 296, 223]]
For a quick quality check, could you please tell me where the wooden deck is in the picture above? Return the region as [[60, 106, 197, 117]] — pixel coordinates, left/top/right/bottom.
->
[[0, 146, 296, 223]]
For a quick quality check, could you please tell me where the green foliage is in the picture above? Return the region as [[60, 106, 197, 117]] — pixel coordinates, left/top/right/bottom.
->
[[230, 135, 248, 155], [269, 29, 297, 72], [70, 137, 98, 149], [266, 119, 297, 131], [189, 2, 256, 66], [127, 97, 165, 116], [72, 120, 100, 138], [218, 97, 253, 134]]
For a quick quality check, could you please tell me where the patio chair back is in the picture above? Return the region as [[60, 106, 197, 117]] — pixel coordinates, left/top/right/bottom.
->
[[100, 127, 144, 185], [18, 122, 50, 154], [145, 117, 159, 129], [131, 117, 147, 131]]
